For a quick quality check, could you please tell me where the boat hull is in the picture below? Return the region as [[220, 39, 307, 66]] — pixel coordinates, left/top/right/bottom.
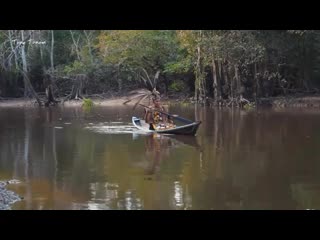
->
[[132, 117, 201, 136]]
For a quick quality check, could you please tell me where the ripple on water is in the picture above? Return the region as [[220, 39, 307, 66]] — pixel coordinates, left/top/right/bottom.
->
[[84, 124, 149, 135]]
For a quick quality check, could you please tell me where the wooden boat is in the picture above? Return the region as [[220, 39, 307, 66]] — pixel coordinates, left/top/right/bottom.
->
[[132, 116, 201, 136]]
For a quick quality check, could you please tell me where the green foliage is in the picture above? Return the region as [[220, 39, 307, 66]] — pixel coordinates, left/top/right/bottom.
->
[[2, 30, 320, 100], [83, 98, 93, 107], [82, 98, 94, 112], [169, 80, 185, 92], [97, 30, 180, 83], [63, 60, 86, 75], [243, 102, 255, 110], [164, 56, 192, 74]]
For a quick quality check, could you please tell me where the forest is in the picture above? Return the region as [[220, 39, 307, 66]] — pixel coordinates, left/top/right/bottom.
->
[[0, 30, 319, 107]]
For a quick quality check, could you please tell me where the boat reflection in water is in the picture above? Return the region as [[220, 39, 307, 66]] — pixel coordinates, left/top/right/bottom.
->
[[132, 132, 201, 177]]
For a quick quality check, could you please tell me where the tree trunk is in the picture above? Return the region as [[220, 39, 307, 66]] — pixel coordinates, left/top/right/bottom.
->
[[195, 44, 201, 101], [254, 62, 258, 103], [219, 61, 224, 99], [228, 63, 234, 100], [215, 60, 222, 101], [201, 70, 206, 102], [195, 30, 206, 102], [70, 31, 81, 61], [212, 59, 218, 100], [50, 30, 54, 70], [234, 64, 240, 98], [21, 30, 42, 106], [8, 30, 19, 70], [222, 60, 229, 99], [69, 74, 86, 100], [21, 31, 28, 98], [117, 64, 122, 92], [39, 31, 44, 63], [40, 45, 43, 63], [45, 85, 57, 106], [84, 30, 94, 65], [302, 37, 311, 90], [163, 75, 169, 96]]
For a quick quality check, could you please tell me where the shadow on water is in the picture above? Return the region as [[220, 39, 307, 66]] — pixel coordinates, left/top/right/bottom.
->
[[2, 105, 320, 209]]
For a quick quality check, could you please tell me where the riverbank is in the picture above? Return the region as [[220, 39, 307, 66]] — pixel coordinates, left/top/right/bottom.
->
[[0, 180, 22, 210], [2, 95, 320, 108], [262, 95, 320, 108], [0, 97, 132, 108], [0, 95, 180, 108]]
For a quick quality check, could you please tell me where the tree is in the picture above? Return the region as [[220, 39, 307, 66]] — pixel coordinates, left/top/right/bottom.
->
[[97, 30, 180, 93]]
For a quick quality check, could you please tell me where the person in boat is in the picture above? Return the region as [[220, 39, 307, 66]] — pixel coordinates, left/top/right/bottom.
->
[[144, 95, 174, 130]]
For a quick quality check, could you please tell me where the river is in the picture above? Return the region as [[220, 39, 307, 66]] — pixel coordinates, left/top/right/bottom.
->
[[1, 104, 320, 209]]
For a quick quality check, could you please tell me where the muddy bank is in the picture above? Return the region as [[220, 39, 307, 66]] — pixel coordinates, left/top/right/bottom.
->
[[2, 95, 320, 109], [0, 97, 133, 108], [0, 180, 22, 210], [205, 95, 320, 109], [0, 96, 175, 108]]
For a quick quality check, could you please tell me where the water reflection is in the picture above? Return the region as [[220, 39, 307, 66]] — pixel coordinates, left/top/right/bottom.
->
[[193, 107, 320, 209], [0, 106, 202, 209], [144, 134, 178, 176], [2, 105, 320, 209]]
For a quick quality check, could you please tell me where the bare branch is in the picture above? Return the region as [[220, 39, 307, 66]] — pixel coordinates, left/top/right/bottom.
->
[[140, 67, 154, 88], [70, 30, 81, 61]]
